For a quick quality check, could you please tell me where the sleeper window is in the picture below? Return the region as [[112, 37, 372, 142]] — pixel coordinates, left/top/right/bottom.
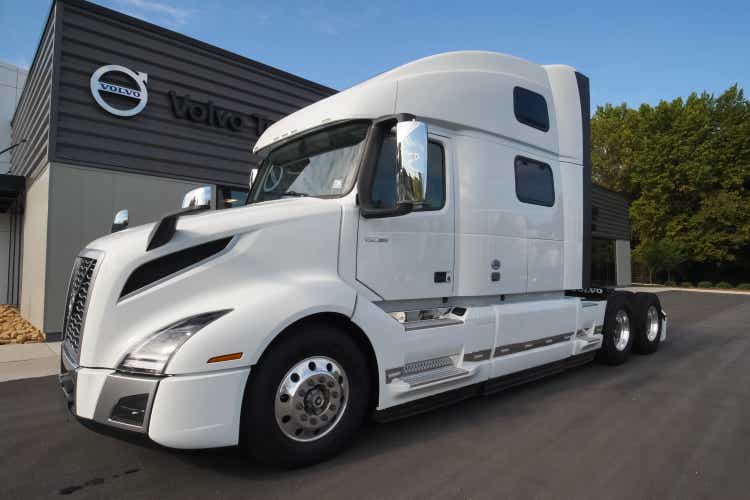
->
[[515, 157, 554, 207], [513, 87, 550, 132], [371, 138, 445, 211]]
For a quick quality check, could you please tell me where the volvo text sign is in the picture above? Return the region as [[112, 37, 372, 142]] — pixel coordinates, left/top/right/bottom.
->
[[90, 65, 149, 117]]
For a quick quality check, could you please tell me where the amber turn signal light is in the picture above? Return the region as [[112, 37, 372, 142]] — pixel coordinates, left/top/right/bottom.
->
[[207, 352, 243, 363]]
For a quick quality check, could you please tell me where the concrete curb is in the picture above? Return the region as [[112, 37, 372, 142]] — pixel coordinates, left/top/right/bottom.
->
[[625, 286, 750, 296], [0, 342, 61, 383]]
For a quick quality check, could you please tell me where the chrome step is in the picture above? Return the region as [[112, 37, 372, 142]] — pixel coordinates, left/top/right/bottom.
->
[[574, 328, 603, 354], [399, 365, 470, 388]]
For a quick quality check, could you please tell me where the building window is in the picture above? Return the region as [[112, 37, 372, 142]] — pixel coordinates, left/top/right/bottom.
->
[[514, 156, 554, 207], [371, 138, 445, 211], [217, 186, 249, 209], [513, 87, 549, 132], [591, 238, 616, 286]]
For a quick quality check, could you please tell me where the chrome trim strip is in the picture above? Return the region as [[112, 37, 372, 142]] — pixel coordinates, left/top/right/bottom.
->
[[364, 236, 389, 243], [386, 331, 578, 383], [493, 332, 573, 358], [463, 349, 492, 362], [403, 318, 463, 331]]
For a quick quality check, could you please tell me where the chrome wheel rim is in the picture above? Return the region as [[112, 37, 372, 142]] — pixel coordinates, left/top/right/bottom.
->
[[646, 305, 660, 341], [613, 310, 631, 351], [274, 356, 348, 442]]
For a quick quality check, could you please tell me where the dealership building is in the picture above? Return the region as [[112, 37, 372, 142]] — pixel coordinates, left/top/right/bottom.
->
[[1, 0, 631, 339]]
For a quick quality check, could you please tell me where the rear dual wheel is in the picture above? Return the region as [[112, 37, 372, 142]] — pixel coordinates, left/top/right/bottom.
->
[[597, 291, 662, 365], [597, 292, 634, 365], [631, 293, 663, 354]]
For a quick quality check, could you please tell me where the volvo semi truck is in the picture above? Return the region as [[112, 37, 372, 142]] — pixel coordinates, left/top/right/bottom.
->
[[59, 51, 667, 467]]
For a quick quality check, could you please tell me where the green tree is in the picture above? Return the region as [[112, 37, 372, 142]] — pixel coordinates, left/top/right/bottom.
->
[[590, 103, 638, 192], [634, 239, 687, 283], [592, 85, 750, 280]]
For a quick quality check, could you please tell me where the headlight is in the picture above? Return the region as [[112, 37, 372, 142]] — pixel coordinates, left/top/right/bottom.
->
[[119, 310, 231, 375]]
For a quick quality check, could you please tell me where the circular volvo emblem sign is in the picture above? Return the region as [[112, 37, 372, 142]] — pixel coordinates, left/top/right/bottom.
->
[[90, 65, 148, 117]]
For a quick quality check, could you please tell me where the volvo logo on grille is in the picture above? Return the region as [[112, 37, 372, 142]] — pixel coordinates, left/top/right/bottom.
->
[[90, 65, 149, 117]]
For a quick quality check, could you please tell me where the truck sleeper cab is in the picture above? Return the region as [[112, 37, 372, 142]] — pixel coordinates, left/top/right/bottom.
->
[[58, 51, 667, 467]]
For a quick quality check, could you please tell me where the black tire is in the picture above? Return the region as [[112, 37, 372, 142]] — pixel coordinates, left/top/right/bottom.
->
[[596, 292, 634, 365], [240, 322, 371, 468], [631, 292, 662, 354]]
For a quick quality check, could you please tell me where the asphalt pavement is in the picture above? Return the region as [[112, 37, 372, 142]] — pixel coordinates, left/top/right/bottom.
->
[[2, 291, 750, 499]]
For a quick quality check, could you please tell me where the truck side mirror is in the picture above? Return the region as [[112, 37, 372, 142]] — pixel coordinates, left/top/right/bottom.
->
[[182, 186, 212, 209], [358, 116, 429, 219], [111, 209, 129, 233], [396, 120, 428, 206]]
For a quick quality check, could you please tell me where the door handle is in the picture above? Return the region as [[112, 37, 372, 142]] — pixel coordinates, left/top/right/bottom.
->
[[364, 236, 389, 243]]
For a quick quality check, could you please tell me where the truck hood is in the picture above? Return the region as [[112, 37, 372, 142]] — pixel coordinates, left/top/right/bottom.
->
[[77, 197, 344, 368], [87, 197, 336, 256]]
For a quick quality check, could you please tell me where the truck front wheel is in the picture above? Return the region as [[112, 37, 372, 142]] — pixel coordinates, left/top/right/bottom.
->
[[240, 323, 371, 467], [597, 292, 634, 365]]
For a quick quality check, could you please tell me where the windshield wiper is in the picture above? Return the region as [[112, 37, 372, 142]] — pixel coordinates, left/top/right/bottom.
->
[[281, 191, 309, 197]]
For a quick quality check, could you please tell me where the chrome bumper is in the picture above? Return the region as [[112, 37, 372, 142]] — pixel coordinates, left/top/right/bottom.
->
[[59, 347, 161, 434]]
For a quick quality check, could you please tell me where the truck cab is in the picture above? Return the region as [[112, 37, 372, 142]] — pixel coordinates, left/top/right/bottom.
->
[[59, 51, 667, 466]]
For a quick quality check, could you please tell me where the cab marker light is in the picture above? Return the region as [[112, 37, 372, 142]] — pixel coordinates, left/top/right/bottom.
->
[[207, 352, 243, 363]]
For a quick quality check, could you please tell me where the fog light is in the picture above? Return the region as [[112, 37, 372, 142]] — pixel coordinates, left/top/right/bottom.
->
[[110, 394, 149, 426]]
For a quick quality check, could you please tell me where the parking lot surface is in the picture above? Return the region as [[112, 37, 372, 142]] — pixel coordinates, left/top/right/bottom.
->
[[2, 291, 750, 499]]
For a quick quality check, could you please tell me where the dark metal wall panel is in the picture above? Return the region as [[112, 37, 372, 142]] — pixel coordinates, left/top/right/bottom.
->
[[52, 0, 335, 187], [10, 5, 56, 181], [591, 185, 630, 240]]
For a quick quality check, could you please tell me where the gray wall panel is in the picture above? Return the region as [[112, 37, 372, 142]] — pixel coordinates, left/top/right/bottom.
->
[[9, 5, 55, 180], [592, 185, 630, 241], [52, 0, 335, 187], [44, 162, 203, 332]]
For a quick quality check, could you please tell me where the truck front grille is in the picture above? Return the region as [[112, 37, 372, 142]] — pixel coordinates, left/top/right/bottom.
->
[[63, 256, 98, 360]]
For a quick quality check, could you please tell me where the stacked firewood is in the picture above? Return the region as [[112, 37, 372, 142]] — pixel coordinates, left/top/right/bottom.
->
[[0, 305, 45, 344]]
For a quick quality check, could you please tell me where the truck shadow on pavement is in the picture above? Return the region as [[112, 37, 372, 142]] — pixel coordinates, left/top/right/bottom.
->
[[165, 354, 665, 478], [74, 290, 737, 481]]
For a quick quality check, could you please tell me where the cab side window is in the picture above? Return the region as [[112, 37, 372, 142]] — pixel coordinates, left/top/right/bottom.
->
[[371, 137, 445, 211], [514, 87, 549, 132], [515, 156, 554, 207]]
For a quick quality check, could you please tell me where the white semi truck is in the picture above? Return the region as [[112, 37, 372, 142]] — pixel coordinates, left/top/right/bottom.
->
[[59, 51, 667, 466]]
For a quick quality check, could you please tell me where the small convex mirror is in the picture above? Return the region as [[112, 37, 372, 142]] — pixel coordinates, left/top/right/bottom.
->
[[396, 120, 428, 206], [111, 209, 129, 233], [181, 186, 212, 209]]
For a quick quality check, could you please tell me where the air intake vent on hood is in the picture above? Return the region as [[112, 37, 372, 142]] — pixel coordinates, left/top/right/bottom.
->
[[120, 237, 233, 298]]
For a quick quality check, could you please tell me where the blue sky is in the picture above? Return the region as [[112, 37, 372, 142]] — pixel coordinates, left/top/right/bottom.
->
[[1, 0, 748, 110]]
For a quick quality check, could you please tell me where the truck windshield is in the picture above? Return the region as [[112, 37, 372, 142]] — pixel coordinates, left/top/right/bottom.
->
[[248, 121, 370, 203]]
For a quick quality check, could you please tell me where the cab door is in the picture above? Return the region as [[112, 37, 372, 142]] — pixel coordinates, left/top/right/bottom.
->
[[356, 134, 453, 300]]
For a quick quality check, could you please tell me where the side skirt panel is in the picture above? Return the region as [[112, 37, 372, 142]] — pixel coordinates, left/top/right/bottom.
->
[[373, 352, 596, 423]]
